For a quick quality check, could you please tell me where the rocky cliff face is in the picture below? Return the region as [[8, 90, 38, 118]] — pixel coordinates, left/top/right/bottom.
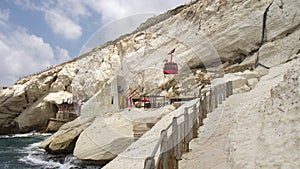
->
[[0, 0, 299, 147], [0, 66, 67, 134], [227, 57, 300, 169]]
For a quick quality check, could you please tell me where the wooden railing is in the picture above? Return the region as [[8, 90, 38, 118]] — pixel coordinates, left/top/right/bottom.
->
[[143, 81, 233, 169]]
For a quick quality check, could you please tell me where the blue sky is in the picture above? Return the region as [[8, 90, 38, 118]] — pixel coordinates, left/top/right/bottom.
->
[[0, 0, 190, 86]]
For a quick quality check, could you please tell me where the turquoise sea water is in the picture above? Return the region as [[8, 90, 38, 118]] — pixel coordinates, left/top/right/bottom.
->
[[0, 133, 97, 169]]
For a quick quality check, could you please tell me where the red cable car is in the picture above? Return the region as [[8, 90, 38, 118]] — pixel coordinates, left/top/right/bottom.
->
[[163, 62, 178, 74], [163, 48, 178, 75]]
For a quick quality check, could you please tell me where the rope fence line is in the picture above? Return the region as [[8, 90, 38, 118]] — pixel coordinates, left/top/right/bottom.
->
[[144, 81, 233, 169]]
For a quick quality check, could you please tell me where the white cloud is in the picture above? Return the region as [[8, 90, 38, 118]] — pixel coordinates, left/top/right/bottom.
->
[[0, 8, 10, 28], [0, 8, 10, 21], [84, 0, 130, 22], [0, 27, 71, 86], [44, 9, 82, 40], [55, 0, 91, 18], [55, 46, 71, 63], [14, 0, 86, 40]]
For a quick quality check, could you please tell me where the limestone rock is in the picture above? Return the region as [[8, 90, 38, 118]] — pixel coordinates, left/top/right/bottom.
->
[[247, 78, 259, 89], [72, 45, 120, 99], [14, 96, 57, 132], [0, 67, 63, 134], [211, 73, 246, 89], [233, 84, 251, 94], [73, 105, 175, 161], [50, 63, 75, 92], [233, 70, 260, 90], [73, 113, 135, 161], [211, 70, 259, 94], [44, 91, 73, 105], [226, 74, 248, 90], [259, 28, 300, 67], [39, 117, 94, 153], [45, 119, 68, 132], [228, 58, 300, 169], [234, 70, 259, 80], [0, 85, 29, 134], [79, 78, 119, 118]]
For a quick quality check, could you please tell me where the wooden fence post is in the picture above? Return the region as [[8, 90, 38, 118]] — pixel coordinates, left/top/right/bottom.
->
[[144, 156, 155, 169], [230, 81, 233, 95], [218, 85, 222, 105], [198, 97, 201, 126], [207, 89, 212, 113], [184, 107, 189, 152], [214, 87, 218, 108], [228, 81, 233, 96], [203, 94, 207, 118], [172, 117, 179, 169], [161, 130, 168, 169], [210, 88, 215, 112], [199, 96, 204, 126], [222, 83, 226, 101], [192, 105, 198, 139], [226, 82, 230, 98]]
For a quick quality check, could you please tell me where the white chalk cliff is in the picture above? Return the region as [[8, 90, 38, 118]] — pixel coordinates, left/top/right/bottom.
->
[[0, 0, 299, 166]]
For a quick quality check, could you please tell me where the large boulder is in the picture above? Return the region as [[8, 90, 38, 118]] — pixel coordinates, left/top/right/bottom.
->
[[73, 106, 175, 161], [39, 117, 94, 154], [74, 114, 134, 161], [0, 85, 28, 134], [259, 28, 300, 67], [211, 69, 261, 94], [212, 73, 248, 94], [14, 96, 57, 132]]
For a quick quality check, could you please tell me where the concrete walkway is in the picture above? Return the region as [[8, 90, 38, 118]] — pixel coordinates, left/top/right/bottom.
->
[[178, 59, 299, 169], [178, 93, 246, 169]]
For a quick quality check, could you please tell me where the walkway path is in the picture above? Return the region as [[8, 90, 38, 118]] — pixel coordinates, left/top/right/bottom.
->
[[178, 92, 246, 169], [179, 58, 299, 169]]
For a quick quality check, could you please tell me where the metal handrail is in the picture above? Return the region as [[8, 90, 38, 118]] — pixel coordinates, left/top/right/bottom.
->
[[144, 81, 233, 169]]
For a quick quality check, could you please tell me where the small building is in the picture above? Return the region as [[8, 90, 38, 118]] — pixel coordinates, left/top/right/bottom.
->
[[44, 92, 79, 132]]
